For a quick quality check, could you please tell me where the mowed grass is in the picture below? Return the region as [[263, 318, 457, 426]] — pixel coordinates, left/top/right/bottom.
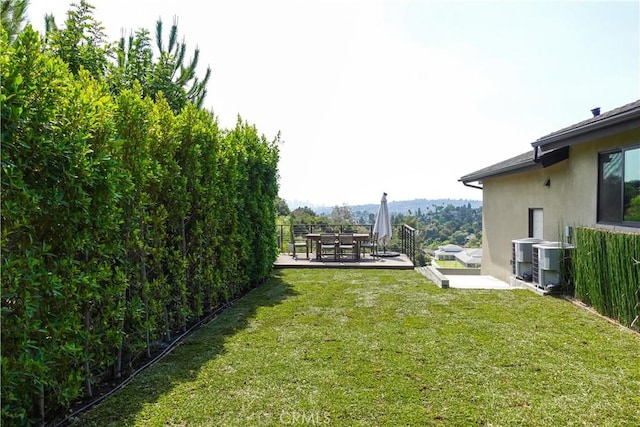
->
[[76, 269, 640, 426], [432, 259, 465, 268]]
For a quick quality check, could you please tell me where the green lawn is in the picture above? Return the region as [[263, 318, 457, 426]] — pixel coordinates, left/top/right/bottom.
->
[[76, 269, 640, 426], [432, 259, 465, 268]]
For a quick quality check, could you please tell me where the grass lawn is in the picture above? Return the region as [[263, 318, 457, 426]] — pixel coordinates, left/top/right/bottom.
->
[[432, 260, 465, 268], [76, 269, 640, 426]]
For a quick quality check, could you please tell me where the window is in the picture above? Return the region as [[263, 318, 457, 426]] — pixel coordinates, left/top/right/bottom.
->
[[598, 145, 640, 226], [528, 208, 543, 238]]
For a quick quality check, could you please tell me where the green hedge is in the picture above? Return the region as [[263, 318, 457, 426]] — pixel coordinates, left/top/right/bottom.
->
[[573, 227, 640, 331], [1, 28, 279, 425]]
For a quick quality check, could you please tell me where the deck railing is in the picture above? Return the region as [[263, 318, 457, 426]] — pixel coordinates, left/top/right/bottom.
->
[[401, 224, 416, 264]]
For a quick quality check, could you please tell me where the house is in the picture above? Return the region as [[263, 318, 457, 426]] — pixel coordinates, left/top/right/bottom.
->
[[434, 244, 464, 260], [456, 248, 482, 268], [459, 100, 640, 283], [434, 244, 482, 268]]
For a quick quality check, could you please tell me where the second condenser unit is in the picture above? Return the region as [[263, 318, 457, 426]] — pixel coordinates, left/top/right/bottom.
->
[[511, 238, 547, 281], [532, 242, 576, 292]]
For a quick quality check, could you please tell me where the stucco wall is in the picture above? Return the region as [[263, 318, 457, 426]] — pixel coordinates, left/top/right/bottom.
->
[[480, 129, 639, 282]]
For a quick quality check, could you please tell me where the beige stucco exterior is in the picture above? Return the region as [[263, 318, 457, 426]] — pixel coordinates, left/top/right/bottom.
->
[[480, 129, 639, 282]]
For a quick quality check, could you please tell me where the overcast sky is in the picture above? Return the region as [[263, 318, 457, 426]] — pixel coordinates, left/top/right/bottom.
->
[[27, 0, 639, 207]]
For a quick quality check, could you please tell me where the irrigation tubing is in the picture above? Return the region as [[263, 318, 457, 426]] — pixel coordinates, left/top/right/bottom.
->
[[51, 297, 240, 427]]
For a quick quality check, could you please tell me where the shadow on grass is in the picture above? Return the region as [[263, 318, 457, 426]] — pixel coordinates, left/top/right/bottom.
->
[[72, 270, 298, 426]]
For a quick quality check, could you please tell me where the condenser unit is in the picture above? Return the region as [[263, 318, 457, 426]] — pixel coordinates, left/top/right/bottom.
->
[[532, 242, 575, 292], [511, 238, 547, 281]]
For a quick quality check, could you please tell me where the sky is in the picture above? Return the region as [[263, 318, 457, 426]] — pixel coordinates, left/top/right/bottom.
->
[[26, 0, 640, 208]]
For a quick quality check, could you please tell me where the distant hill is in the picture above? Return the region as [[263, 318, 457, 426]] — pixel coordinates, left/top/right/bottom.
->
[[305, 198, 482, 216]]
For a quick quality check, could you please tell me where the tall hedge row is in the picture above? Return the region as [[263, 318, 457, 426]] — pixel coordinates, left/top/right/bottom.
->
[[573, 227, 640, 331], [1, 27, 280, 425]]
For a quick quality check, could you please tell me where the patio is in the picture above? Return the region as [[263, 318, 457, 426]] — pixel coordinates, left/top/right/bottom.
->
[[274, 252, 415, 269]]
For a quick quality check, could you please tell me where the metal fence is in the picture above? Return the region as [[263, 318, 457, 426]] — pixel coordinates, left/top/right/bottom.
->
[[401, 224, 416, 264]]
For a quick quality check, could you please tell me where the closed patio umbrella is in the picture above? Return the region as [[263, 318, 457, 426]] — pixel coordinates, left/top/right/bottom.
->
[[373, 192, 392, 253]]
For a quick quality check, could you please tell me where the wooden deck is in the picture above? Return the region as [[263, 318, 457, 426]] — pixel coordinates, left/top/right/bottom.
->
[[274, 252, 414, 269]]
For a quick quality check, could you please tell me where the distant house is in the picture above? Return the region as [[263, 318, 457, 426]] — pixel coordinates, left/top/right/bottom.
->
[[456, 248, 482, 268], [434, 245, 482, 267], [459, 100, 640, 283], [434, 244, 463, 260]]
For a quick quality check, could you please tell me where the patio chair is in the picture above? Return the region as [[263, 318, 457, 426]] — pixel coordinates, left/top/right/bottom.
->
[[338, 233, 357, 260], [318, 233, 338, 261], [360, 232, 377, 259], [290, 225, 309, 259]]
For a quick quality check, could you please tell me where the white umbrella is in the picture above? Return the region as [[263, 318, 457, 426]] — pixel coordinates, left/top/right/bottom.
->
[[373, 192, 391, 252]]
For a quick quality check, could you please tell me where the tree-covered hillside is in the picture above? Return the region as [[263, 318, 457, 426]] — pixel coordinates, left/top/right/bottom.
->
[[393, 203, 482, 249], [284, 202, 482, 251], [306, 198, 481, 217]]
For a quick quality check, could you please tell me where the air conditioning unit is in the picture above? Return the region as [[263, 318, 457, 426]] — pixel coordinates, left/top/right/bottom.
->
[[512, 238, 547, 281], [532, 242, 575, 292]]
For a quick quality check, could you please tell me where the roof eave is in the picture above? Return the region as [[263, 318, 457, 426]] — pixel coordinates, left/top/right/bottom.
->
[[532, 109, 640, 152], [459, 160, 541, 184]]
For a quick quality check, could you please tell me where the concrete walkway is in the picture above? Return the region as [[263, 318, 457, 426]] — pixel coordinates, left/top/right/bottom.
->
[[446, 274, 516, 290], [416, 266, 519, 290]]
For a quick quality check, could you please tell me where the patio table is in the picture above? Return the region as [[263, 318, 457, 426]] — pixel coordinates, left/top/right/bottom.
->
[[305, 233, 370, 260]]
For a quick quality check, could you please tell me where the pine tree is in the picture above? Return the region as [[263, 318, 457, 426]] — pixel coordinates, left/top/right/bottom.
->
[[1, 0, 29, 43]]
